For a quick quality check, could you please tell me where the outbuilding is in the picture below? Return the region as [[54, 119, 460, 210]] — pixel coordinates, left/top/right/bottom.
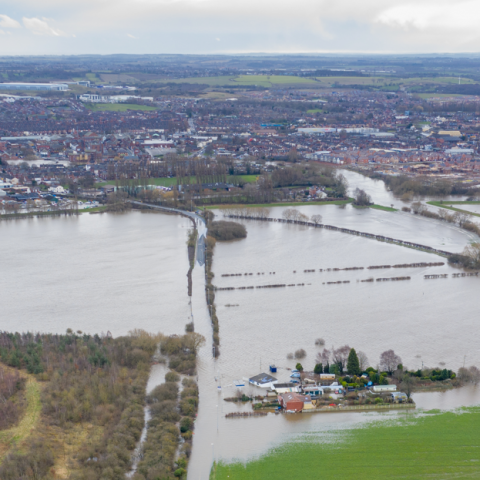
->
[[278, 393, 311, 412], [249, 373, 277, 389]]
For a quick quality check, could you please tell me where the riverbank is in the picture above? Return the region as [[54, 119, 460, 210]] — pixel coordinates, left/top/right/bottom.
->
[[428, 200, 480, 218], [211, 406, 480, 480], [205, 199, 353, 209], [0, 205, 107, 220]]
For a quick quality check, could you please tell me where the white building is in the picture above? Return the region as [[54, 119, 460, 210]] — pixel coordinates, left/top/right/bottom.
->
[[0, 83, 68, 91]]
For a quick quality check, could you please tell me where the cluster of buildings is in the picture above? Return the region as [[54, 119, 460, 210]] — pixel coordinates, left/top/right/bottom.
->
[[2, 82, 480, 205]]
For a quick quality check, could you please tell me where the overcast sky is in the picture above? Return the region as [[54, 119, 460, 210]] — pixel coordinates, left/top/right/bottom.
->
[[1, 0, 480, 55]]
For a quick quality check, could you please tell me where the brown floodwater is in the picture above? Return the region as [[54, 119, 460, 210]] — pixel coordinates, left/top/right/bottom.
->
[[2, 171, 480, 480]]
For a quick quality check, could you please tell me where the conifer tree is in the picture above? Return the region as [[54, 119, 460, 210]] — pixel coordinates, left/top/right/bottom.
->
[[347, 348, 360, 376]]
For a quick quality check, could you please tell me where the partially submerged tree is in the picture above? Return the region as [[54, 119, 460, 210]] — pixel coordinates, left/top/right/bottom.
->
[[379, 349, 403, 374], [332, 345, 351, 373], [357, 351, 369, 371], [353, 188, 372, 206]]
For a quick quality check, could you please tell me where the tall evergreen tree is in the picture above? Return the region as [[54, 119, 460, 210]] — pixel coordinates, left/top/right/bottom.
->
[[347, 348, 360, 376]]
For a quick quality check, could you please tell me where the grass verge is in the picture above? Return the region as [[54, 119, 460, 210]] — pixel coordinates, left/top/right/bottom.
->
[[427, 201, 480, 218], [370, 204, 398, 212], [212, 406, 480, 480]]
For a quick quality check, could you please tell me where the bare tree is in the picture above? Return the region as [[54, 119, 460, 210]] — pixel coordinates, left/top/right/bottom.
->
[[463, 243, 480, 268], [332, 345, 351, 371], [311, 214, 323, 225], [453, 211, 468, 228], [282, 208, 296, 220], [399, 374, 416, 398], [357, 351, 369, 371], [185, 332, 206, 355], [469, 366, 480, 385], [379, 349, 402, 374], [411, 201, 425, 215], [316, 348, 331, 365], [353, 188, 372, 206]]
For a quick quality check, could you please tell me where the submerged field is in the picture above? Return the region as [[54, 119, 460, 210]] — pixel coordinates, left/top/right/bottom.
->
[[212, 407, 480, 480]]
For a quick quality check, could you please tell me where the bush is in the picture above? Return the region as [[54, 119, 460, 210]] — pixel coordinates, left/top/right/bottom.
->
[[315, 338, 325, 346], [286, 353, 294, 359], [165, 371, 180, 383], [374, 397, 384, 404], [296, 363, 303, 371], [208, 221, 247, 241], [148, 383, 179, 403], [180, 417, 193, 433], [294, 349, 306, 359]]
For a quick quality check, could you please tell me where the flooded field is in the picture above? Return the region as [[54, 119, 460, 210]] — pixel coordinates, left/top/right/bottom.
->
[[0, 211, 193, 336]]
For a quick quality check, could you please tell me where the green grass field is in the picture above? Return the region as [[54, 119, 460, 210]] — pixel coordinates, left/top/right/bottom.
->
[[212, 407, 480, 480], [97, 175, 258, 188], [85, 103, 157, 112], [427, 201, 480, 218], [151, 74, 477, 89], [370, 204, 398, 212]]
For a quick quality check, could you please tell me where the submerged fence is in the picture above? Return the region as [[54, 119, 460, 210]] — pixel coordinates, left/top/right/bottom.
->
[[225, 214, 454, 257]]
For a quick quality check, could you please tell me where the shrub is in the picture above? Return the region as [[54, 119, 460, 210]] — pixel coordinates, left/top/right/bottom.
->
[[296, 363, 303, 371], [165, 371, 180, 383], [148, 383, 178, 403], [374, 397, 383, 404], [315, 338, 325, 346], [294, 348, 306, 359], [208, 221, 247, 241], [180, 417, 193, 433], [286, 353, 294, 360]]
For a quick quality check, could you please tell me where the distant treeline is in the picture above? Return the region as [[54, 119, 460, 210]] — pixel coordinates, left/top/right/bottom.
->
[[368, 173, 477, 197]]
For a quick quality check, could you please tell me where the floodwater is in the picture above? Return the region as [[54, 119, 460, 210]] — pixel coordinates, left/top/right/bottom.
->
[[2, 171, 480, 479], [0, 210, 193, 336]]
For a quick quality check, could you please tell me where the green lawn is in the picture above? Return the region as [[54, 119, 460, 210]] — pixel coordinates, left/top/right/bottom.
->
[[370, 204, 398, 212], [156, 75, 318, 87], [85, 103, 157, 112], [307, 109, 323, 113], [97, 175, 258, 188], [213, 407, 480, 480], [427, 201, 480, 218]]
